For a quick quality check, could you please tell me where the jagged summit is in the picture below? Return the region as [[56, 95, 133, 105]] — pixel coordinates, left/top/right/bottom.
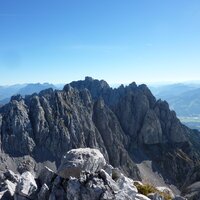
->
[[69, 77, 110, 100], [0, 77, 200, 193]]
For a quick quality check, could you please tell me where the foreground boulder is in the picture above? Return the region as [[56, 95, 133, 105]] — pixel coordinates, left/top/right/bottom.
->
[[57, 148, 106, 179]]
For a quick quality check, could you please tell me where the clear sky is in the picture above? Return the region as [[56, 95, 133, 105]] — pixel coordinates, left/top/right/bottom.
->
[[0, 0, 200, 85]]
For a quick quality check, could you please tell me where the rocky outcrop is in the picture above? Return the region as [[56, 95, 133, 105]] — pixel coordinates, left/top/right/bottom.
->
[[0, 97, 35, 156], [0, 148, 139, 200], [0, 148, 186, 200], [139, 110, 162, 145], [0, 170, 38, 200], [15, 171, 37, 198], [0, 77, 199, 190]]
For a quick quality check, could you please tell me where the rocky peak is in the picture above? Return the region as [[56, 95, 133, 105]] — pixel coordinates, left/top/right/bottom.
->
[[10, 94, 23, 102], [70, 76, 110, 100]]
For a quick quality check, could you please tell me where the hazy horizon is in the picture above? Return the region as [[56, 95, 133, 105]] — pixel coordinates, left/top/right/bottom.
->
[[2, 78, 200, 87], [0, 0, 200, 85]]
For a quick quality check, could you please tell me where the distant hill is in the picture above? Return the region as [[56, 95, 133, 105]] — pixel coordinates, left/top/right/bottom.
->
[[0, 83, 64, 105], [17, 83, 56, 96], [150, 83, 200, 100], [168, 88, 200, 116], [150, 83, 200, 116], [150, 83, 200, 130], [0, 84, 26, 100]]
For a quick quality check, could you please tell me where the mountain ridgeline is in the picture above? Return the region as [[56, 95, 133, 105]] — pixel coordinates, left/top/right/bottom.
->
[[0, 77, 200, 189], [0, 83, 61, 105], [150, 83, 200, 117]]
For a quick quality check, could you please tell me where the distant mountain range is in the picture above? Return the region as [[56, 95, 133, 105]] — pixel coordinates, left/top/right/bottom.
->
[[0, 83, 64, 105], [149, 83, 200, 130]]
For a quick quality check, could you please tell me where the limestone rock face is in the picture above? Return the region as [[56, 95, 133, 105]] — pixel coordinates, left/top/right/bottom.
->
[[70, 77, 188, 145], [0, 77, 199, 189], [57, 148, 106, 178], [139, 110, 162, 145], [154, 100, 187, 143], [0, 98, 35, 156]]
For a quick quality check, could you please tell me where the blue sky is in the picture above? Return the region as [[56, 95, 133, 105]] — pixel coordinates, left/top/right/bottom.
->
[[0, 0, 200, 85]]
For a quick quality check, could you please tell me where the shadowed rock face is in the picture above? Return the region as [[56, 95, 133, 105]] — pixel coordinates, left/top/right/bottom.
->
[[0, 77, 199, 188]]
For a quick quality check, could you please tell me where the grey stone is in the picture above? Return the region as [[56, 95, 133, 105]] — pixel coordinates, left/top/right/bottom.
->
[[15, 171, 37, 197], [57, 148, 106, 179], [99, 169, 119, 192], [115, 173, 138, 195], [4, 180, 16, 196]]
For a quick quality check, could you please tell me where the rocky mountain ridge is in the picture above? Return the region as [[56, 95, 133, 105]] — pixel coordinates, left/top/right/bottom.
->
[[0, 77, 200, 192]]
